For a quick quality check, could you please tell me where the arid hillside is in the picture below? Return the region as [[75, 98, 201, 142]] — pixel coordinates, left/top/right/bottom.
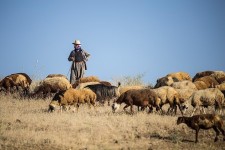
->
[[0, 93, 224, 150]]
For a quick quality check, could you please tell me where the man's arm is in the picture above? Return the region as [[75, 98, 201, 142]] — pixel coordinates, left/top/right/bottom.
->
[[68, 50, 75, 61]]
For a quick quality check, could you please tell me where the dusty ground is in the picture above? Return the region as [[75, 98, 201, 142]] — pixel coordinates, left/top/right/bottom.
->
[[0, 94, 224, 150]]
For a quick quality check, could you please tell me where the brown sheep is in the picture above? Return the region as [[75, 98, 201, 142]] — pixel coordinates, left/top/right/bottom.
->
[[155, 72, 191, 88], [177, 114, 225, 143], [167, 72, 192, 81], [112, 89, 161, 114], [32, 77, 72, 98], [195, 76, 219, 88], [193, 80, 208, 90], [0, 73, 32, 95], [48, 88, 96, 112], [192, 71, 215, 82]]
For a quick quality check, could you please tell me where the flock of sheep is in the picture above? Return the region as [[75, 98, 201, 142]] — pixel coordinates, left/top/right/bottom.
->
[[1, 70, 225, 143]]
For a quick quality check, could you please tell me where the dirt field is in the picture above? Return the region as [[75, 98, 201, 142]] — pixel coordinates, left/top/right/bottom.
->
[[0, 94, 224, 150]]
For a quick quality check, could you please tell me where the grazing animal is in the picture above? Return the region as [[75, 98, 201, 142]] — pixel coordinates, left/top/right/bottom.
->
[[216, 83, 225, 97], [190, 88, 224, 116], [193, 81, 208, 90], [153, 86, 184, 115], [171, 80, 198, 91], [0, 73, 32, 95], [177, 114, 225, 143], [195, 76, 219, 88], [192, 71, 215, 82], [72, 76, 111, 88], [46, 74, 67, 79], [154, 72, 191, 88], [119, 85, 147, 95], [112, 89, 161, 113], [84, 82, 121, 106], [210, 71, 225, 84], [48, 88, 96, 112], [175, 88, 196, 114], [32, 76, 72, 98]]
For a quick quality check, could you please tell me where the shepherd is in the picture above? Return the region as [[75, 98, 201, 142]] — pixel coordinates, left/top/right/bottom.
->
[[68, 40, 91, 84]]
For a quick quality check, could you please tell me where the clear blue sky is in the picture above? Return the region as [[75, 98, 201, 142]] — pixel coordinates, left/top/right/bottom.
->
[[0, 0, 225, 84]]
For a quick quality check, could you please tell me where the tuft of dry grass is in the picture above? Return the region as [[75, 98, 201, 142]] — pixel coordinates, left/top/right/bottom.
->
[[0, 93, 224, 150]]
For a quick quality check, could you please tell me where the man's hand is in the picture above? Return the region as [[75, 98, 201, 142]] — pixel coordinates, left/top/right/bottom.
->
[[68, 57, 75, 61]]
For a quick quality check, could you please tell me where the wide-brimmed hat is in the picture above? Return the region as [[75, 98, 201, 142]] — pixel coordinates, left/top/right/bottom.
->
[[72, 40, 81, 45]]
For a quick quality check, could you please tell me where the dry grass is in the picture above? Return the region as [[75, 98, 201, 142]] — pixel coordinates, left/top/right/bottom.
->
[[0, 94, 224, 150]]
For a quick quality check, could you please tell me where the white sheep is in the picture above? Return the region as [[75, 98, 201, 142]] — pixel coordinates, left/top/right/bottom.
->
[[153, 86, 184, 115], [190, 88, 224, 116], [32, 76, 72, 98], [171, 80, 198, 91]]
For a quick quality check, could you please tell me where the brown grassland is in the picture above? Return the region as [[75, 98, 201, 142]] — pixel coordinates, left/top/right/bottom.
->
[[0, 93, 225, 150]]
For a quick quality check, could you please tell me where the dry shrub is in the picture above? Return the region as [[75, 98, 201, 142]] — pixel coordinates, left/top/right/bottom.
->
[[0, 93, 224, 150]]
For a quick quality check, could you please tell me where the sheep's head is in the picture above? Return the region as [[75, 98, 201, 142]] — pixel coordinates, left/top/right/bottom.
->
[[177, 117, 185, 125], [112, 103, 120, 112], [180, 101, 189, 114], [48, 101, 59, 112]]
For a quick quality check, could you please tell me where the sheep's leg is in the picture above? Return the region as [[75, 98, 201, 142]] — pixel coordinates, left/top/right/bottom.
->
[[177, 104, 184, 116], [147, 105, 153, 113], [123, 105, 129, 112], [166, 105, 173, 115], [76, 103, 79, 112], [217, 123, 225, 141], [60, 106, 63, 113], [202, 107, 206, 114], [195, 129, 200, 143], [213, 126, 220, 142], [191, 107, 197, 117], [108, 100, 110, 106], [130, 105, 134, 114]]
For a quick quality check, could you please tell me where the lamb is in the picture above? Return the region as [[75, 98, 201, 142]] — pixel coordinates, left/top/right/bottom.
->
[[112, 89, 161, 114], [153, 86, 184, 115], [48, 88, 96, 112], [190, 88, 224, 116], [32, 76, 72, 98], [177, 114, 225, 143]]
